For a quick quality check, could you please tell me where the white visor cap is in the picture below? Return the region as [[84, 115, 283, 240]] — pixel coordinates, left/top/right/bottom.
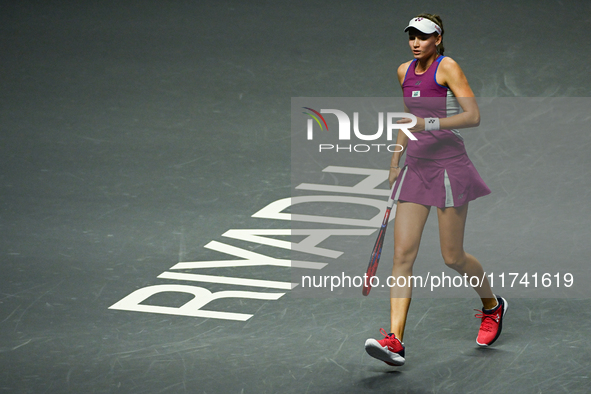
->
[[404, 17, 442, 35]]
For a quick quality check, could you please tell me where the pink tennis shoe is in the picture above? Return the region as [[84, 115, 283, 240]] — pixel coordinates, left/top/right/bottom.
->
[[365, 328, 406, 366], [475, 295, 508, 347]]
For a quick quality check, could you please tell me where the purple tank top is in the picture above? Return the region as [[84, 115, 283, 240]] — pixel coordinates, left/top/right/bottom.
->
[[402, 56, 466, 159]]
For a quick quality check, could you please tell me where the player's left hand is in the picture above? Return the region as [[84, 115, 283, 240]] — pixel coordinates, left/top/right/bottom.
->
[[397, 117, 424, 133]]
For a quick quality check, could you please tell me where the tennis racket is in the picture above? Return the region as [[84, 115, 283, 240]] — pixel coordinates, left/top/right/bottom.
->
[[362, 182, 397, 296]]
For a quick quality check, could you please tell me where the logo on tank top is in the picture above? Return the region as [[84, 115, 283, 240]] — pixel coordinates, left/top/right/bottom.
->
[[415, 81, 421, 86], [412, 91, 420, 97]]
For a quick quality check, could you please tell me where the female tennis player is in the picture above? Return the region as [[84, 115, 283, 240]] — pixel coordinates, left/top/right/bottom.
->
[[364, 14, 507, 367]]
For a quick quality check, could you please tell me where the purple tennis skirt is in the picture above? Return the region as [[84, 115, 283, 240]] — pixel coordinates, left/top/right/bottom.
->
[[392, 153, 491, 208]]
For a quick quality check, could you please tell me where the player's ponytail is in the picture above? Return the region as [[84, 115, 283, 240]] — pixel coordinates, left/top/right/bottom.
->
[[416, 13, 445, 55]]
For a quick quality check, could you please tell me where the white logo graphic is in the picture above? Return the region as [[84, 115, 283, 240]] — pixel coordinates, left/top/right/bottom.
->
[[306, 109, 417, 141]]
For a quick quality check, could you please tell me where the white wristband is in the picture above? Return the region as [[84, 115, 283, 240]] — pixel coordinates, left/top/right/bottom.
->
[[425, 118, 440, 131]]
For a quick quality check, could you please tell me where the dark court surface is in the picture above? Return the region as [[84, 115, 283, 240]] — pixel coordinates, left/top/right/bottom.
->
[[1, 1, 590, 393]]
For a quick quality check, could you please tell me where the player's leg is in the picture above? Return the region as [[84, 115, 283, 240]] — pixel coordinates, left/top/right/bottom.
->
[[436, 203, 507, 346], [365, 200, 430, 366], [436, 203, 495, 305], [390, 201, 431, 340]]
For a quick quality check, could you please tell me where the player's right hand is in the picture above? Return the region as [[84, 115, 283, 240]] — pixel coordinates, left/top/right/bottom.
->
[[389, 167, 401, 189]]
